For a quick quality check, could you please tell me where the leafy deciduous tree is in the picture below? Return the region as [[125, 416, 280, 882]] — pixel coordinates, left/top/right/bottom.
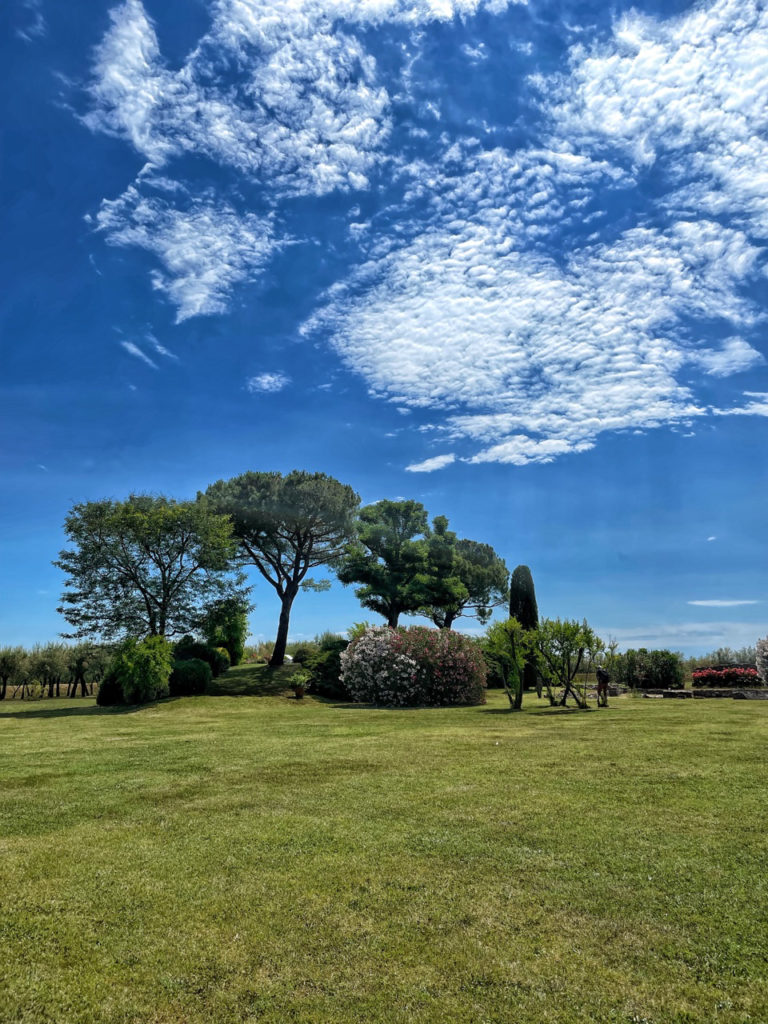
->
[[204, 471, 360, 667], [55, 495, 244, 641]]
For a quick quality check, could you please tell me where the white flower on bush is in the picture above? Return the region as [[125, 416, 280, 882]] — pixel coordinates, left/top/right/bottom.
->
[[340, 624, 486, 707], [756, 636, 768, 685]]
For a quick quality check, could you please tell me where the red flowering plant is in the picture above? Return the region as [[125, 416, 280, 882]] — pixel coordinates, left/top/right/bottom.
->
[[691, 666, 760, 688]]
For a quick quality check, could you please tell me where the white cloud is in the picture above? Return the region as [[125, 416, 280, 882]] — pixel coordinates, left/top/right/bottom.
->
[[120, 340, 157, 368], [707, 536, 717, 542], [687, 600, 759, 608], [246, 372, 291, 393], [546, 0, 768, 235], [691, 336, 763, 377], [308, 203, 760, 464], [405, 452, 455, 472], [82, 0, 529, 318], [98, 188, 274, 321], [601, 620, 764, 653], [303, 0, 768, 467]]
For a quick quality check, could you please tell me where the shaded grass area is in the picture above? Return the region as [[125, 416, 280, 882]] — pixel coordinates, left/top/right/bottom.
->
[[1, 678, 767, 1023]]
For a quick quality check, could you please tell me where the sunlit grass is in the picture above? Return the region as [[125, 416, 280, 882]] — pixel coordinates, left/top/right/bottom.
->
[[1, 676, 766, 1023]]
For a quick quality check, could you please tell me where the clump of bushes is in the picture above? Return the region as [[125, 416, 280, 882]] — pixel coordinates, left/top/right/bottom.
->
[[340, 626, 486, 707], [692, 666, 760, 688], [306, 635, 350, 699], [291, 644, 315, 664], [174, 636, 229, 677], [613, 648, 684, 690], [169, 658, 212, 697], [97, 636, 173, 706]]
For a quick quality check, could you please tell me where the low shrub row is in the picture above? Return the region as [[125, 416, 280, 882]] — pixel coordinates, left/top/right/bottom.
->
[[97, 634, 228, 706]]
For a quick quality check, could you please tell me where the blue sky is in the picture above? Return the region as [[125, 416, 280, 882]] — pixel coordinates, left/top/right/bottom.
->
[[2, 0, 767, 654]]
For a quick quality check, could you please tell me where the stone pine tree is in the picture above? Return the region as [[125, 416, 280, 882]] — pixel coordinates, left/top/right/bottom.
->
[[509, 564, 539, 706], [337, 500, 436, 628], [204, 471, 360, 667]]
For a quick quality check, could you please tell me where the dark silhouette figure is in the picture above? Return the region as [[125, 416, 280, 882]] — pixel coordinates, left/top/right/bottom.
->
[[596, 667, 611, 707]]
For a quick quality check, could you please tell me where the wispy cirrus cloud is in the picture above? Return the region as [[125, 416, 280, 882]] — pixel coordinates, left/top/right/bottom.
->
[[120, 340, 157, 368], [16, 0, 46, 43], [687, 599, 760, 608], [406, 452, 455, 473]]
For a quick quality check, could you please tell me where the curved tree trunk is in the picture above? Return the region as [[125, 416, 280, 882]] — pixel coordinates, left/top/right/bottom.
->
[[270, 588, 297, 667]]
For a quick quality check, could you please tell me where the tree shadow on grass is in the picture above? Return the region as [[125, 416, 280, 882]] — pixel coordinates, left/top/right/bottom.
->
[[208, 663, 294, 698], [0, 703, 145, 720], [523, 706, 599, 716]]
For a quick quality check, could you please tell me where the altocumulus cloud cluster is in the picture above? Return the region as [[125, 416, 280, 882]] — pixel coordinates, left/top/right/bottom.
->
[[81, 0, 768, 468]]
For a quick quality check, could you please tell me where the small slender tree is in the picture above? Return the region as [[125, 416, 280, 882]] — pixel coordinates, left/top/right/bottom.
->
[[0, 647, 27, 701], [533, 618, 604, 709], [509, 565, 539, 695], [28, 643, 68, 698], [484, 618, 528, 709]]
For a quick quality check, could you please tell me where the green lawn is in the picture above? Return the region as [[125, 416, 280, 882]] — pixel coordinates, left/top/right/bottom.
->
[[1, 674, 766, 1023]]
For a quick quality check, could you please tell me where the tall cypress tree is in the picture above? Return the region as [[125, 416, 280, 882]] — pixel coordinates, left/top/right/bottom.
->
[[509, 565, 539, 704]]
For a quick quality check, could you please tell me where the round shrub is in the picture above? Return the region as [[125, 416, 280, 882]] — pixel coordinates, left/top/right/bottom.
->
[[100, 636, 173, 706], [169, 658, 212, 696], [291, 644, 315, 664], [96, 668, 124, 706], [121, 636, 173, 704], [340, 626, 486, 707], [174, 636, 229, 678]]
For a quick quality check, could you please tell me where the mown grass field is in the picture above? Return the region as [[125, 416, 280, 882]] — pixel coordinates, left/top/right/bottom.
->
[[1, 667, 767, 1024]]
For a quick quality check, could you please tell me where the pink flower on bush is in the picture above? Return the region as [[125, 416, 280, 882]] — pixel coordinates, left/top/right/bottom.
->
[[340, 625, 486, 707]]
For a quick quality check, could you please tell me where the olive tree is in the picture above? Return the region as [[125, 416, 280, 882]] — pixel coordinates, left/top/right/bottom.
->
[[533, 618, 604, 709], [0, 647, 27, 701]]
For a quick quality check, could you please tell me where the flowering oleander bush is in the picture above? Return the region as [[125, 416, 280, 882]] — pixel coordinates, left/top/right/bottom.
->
[[691, 666, 760, 688], [340, 625, 486, 707]]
